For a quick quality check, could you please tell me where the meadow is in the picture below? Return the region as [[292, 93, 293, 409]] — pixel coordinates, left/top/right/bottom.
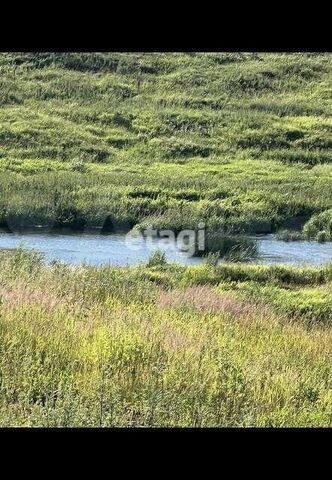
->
[[0, 249, 331, 427], [0, 53, 331, 241]]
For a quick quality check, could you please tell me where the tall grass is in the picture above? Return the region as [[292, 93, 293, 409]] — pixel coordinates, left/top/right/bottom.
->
[[0, 249, 331, 427]]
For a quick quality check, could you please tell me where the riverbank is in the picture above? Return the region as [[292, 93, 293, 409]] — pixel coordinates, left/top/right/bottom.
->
[[0, 53, 331, 241], [0, 249, 331, 427]]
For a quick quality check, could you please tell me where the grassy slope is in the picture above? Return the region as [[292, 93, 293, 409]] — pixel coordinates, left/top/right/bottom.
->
[[0, 52, 331, 238], [0, 250, 331, 427]]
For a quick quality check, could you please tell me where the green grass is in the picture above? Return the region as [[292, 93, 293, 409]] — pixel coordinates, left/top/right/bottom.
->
[[0, 249, 331, 427], [0, 52, 331, 239]]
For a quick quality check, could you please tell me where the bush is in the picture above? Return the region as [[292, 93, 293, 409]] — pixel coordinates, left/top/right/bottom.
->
[[200, 233, 258, 261], [303, 210, 332, 241], [317, 230, 328, 243]]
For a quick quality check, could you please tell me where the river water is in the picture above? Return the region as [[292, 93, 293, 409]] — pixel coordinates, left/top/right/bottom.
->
[[0, 231, 331, 267]]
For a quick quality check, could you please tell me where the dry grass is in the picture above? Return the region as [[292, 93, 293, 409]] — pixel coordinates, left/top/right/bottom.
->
[[0, 283, 64, 310], [158, 285, 253, 316]]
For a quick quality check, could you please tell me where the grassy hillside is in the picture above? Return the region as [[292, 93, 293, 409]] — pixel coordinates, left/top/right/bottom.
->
[[0, 249, 331, 427], [0, 53, 331, 240]]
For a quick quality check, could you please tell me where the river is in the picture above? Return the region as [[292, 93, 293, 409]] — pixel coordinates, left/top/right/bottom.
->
[[0, 231, 331, 267]]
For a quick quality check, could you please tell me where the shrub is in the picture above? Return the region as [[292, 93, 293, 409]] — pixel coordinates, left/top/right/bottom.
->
[[200, 233, 258, 261], [303, 210, 332, 241], [317, 230, 328, 243]]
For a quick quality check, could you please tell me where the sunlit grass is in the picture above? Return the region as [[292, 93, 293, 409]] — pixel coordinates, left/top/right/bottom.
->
[[0, 53, 331, 427], [0, 52, 331, 237], [0, 249, 331, 427]]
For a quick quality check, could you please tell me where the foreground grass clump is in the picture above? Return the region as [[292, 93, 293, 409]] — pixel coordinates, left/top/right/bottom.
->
[[0, 53, 331, 237], [0, 249, 331, 427]]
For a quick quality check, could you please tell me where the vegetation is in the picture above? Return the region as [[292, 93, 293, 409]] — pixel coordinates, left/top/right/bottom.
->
[[0, 53, 331, 242], [0, 53, 331, 427], [275, 230, 304, 242], [303, 209, 332, 241], [147, 249, 167, 267], [0, 249, 331, 427]]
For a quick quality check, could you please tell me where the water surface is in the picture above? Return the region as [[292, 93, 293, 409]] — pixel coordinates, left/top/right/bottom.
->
[[0, 231, 331, 267]]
